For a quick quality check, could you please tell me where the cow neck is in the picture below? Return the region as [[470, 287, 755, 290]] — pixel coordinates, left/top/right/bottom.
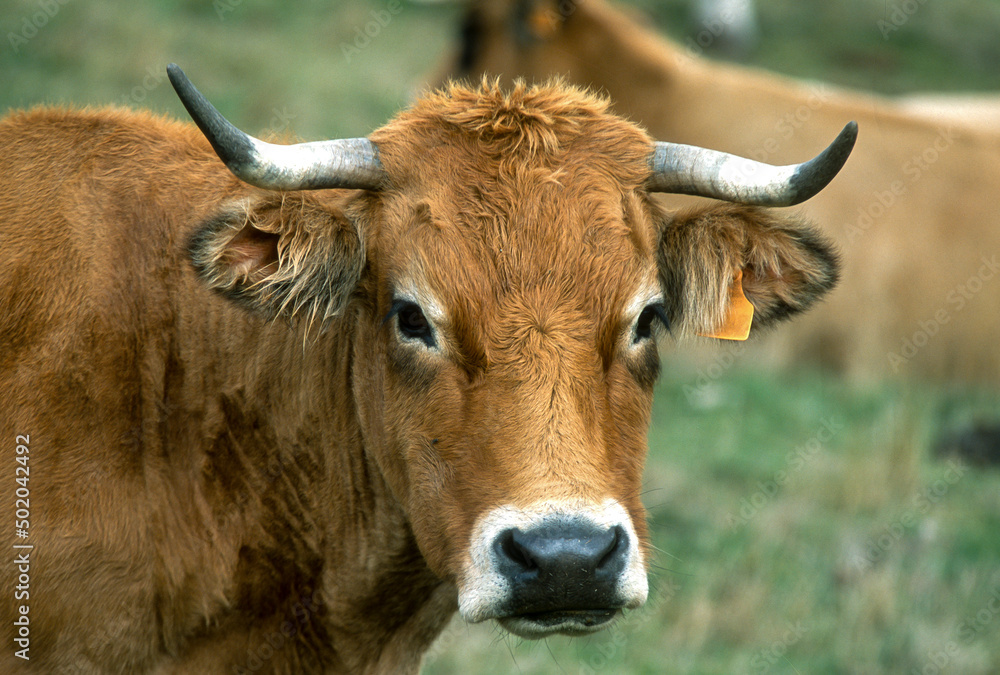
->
[[208, 305, 454, 669], [576, 0, 683, 132]]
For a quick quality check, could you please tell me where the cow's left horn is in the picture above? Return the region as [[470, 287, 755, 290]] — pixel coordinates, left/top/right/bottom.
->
[[647, 122, 857, 206], [167, 64, 384, 191]]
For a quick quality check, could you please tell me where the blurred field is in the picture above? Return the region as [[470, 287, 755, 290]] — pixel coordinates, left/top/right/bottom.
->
[[426, 367, 1000, 674], [4, 0, 1000, 673]]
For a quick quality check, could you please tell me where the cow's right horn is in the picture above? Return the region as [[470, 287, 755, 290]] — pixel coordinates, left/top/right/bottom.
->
[[167, 64, 385, 192], [647, 122, 857, 206]]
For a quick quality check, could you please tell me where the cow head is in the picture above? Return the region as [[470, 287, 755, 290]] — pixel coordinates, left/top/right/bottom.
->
[[443, 0, 645, 92], [169, 66, 851, 638]]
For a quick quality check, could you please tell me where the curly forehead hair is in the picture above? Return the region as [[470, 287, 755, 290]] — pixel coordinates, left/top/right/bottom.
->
[[372, 77, 653, 187]]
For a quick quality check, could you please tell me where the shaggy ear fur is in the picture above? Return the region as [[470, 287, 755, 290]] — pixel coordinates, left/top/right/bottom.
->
[[188, 194, 365, 324], [657, 204, 839, 338]]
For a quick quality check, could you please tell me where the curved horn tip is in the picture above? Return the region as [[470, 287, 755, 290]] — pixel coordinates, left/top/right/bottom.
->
[[167, 65, 202, 112], [786, 121, 859, 205], [166, 64, 385, 192], [166, 63, 259, 176], [166, 64, 200, 101], [645, 121, 858, 206]]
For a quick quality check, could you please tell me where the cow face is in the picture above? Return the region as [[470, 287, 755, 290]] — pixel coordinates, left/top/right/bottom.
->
[[185, 79, 838, 638]]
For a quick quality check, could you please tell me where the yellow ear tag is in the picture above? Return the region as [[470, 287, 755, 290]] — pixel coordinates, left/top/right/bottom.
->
[[700, 269, 754, 341], [528, 8, 561, 39]]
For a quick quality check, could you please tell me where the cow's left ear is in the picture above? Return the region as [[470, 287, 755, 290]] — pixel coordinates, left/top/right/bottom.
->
[[657, 204, 839, 338], [188, 194, 365, 323]]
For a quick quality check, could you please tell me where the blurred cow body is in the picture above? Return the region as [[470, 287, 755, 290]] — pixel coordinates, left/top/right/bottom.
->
[[444, 0, 1000, 382], [0, 68, 843, 672], [898, 93, 1000, 132]]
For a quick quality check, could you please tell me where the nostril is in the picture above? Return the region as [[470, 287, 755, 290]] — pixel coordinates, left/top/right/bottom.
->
[[494, 522, 630, 584], [596, 525, 626, 573], [495, 529, 538, 576], [500, 529, 536, 571]]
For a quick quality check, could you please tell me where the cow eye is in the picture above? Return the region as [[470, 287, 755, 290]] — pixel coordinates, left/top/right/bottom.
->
[[634, 304, 669, 344], [391, 300, 436, 348]]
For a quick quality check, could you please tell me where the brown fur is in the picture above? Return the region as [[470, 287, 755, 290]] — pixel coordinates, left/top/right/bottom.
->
[[660, 205, 839, 337], [0, 80, 836, 672], [441, 0, 1000, 382]]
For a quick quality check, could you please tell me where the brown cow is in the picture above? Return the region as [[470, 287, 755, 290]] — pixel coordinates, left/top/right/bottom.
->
[[442, 0, 1000, 382], [0, 66, 847, 672], [898, 93, 1000, 132]]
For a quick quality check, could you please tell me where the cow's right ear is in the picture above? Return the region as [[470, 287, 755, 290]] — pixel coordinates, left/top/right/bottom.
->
[[188, 194, 365, 323]]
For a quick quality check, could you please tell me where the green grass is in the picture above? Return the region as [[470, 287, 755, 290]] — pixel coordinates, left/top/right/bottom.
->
[[630, 0, 1000, 94], [4, 0, 1000, 133], [2, 0, 464, 137], [4, 1, 1000, 673], [424, 365, 1000, 675]]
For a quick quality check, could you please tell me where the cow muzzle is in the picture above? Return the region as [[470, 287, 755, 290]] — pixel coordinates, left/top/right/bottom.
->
[[459, 500, 647, 638]]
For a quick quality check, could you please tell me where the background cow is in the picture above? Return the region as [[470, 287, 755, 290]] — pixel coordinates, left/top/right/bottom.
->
[[897, 92, 1000, 132], [0, 65, 845, 672], [440, 0, 1000, 383]]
